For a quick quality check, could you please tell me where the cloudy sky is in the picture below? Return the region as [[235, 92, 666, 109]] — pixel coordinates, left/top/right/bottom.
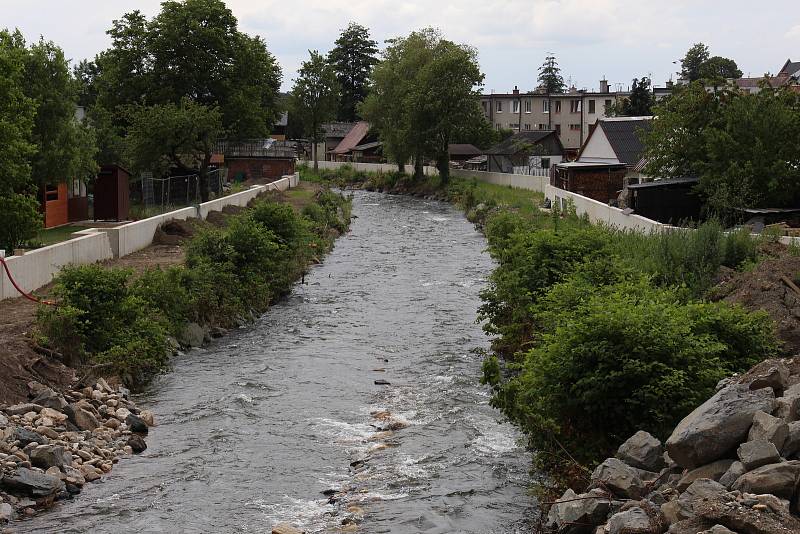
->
[[3, 0, 800, 93]]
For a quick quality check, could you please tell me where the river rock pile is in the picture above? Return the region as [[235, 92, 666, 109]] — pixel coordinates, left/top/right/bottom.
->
[[0, 378, 154, 524], [546, 358, 800, 534]]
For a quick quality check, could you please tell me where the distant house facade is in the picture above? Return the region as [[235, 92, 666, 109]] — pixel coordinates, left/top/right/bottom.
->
[[480, 80, 631, 154], [485, 131, 564, 175], [330, 121, 371, 161], [552, 116, 652, 203], [216, 140, 296, 182], [726, 59, 800, 94], [312, 122, 356, 162]]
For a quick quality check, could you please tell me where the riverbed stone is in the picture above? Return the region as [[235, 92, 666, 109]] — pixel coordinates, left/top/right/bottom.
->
[[65, 402, 100, 431], [0, 502, 12, 523], [139, 410, 155, 427], [698, 526, 736, 534], [591, 458, 647, 499], [732, 460, 800, 499], [127, 435, 147, 453], [718, 461, 746, 489], [126, 413, 148, 434], [5, 403, 42, 416], [666, 384, 775, 469], [31, 388, 68, 411], [14, 427, 48, 447], [606, 506, 654, 534], [616, 431, 665, 472], [748, 410, 789, 450], [546, 488, 612, 534], [0, 467, 64, 496], [30, 445, 66, 469], [737, 440, 781, 470], [675, 459, 734, 492]]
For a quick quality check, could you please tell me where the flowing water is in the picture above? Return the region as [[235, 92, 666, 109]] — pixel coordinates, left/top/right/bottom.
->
[[19, 191, 535, 534]]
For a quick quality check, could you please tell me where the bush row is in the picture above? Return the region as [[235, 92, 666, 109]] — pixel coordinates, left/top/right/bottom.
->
[[36, 191, 351, 387]]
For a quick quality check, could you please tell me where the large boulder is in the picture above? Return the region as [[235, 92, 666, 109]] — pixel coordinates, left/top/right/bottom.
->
[[773, 382, 800, 422], [666, 384, 775, 469], [675, 459, 734, 492], [782, 421, 800, 457], [30, 444, 66, 470], [546, 488, 612, 534], [607, 506, 656, 534], [731, 460, 800, 499], [65, 402, 100, 431], [30, 388, 68, 411], [14, 427, 48, 447], [747, 410, 789, 450], [669, 479, 727, 523], [736, 440, 780, 470], [616, 431, 665, 472], [591, 458, 649, 499], [0, 467, 64, 497]]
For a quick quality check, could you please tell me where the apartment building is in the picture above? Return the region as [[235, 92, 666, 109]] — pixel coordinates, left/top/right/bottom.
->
[[480, 80, 629, 154]]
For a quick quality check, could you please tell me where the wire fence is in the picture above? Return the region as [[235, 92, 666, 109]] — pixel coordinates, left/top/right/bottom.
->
[[133, 169, 227, 219]]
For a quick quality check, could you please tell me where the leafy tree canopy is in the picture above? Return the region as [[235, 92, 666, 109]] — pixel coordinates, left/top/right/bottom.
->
[[680, 43, 742, 83], [327, 22, 378, 122], [538, 55, 566, 94], [609, 77, 655, 117]]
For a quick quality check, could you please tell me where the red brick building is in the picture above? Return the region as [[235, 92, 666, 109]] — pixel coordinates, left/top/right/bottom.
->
[[215, 140, 296, 183]]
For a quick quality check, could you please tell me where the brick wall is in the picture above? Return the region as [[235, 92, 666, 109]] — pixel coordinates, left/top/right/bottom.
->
[[555, 169, 626, 204], [225, 158, 295, 182]]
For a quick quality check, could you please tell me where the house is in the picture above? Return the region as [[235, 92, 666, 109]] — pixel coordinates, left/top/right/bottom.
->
[[94, 165, 130, 221], [729, 59, 800, 94], [311, 122, 356, 162], [349, 141, 383, 163], [479, 80, 632, 155], [216, 139, 296, 183], [485, 131, 564, 175], [448, 144, 483, 165], [330, 121, 371, 161], [552, 116, 652, 203]]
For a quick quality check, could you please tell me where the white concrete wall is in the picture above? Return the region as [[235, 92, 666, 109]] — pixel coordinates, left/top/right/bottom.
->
[[306, 160, 440, 176], [0, 231, 113, 300], [451, 169, 549, 193], [0, 174, 299, 301], [545, 184, 664, 232]]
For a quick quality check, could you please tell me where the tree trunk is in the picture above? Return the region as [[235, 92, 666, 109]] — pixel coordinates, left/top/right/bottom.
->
[[437, 153, 450, 185], [397, 161, 405, 174], [312, 139, 319, 173], [199, 153, 212, 202], [414, 156, 424, 181]]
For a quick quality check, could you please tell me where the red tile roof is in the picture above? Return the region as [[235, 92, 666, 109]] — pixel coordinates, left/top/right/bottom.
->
[[331, 121, 370, 154]]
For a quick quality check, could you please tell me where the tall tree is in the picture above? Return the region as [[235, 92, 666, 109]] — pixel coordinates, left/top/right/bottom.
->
[[328, 22, 378, 122], [644, 83, 800, 216], [290, 50, 339, 172], [0, 29, 40, 251], [538, 55, 566, 94], [92, 0, 282, 170], [680, 43, 710, 82], [609, 77, 655, 116], [126, 98, 223, 202], [680, 43, 741, 83]]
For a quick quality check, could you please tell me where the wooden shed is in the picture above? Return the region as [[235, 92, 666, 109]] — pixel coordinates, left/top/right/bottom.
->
[[94, 164, 130, 221]]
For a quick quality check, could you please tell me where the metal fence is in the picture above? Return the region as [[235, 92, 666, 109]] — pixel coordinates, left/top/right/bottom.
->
[[136, 169, 227, 217]]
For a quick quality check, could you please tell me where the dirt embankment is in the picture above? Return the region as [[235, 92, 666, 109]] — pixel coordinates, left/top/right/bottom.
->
[[711, 247, 800, 354]]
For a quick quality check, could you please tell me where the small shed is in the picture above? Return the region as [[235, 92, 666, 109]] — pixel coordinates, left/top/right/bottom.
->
[[94, 165, 130, 221], [627, 177, 701, 224], [40, 182, 68, 228], [485, 131, 564, 174], [448, 144, 483, 164]]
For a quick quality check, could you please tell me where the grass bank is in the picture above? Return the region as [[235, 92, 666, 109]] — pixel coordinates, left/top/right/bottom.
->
[[303, 164, 784, 493], [34, 185, 352, 389]]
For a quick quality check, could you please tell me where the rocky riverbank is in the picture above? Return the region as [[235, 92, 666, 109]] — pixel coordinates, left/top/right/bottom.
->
[[545, 358, 800, 534], [0, 378, 154, 526]]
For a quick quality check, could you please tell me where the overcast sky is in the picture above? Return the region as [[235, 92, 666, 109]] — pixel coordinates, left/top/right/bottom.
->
[[3, 0, 800, 94]]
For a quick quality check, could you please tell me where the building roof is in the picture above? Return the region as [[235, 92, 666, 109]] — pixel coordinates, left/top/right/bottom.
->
[[322, 122, 356, 138], [485, 130, 563, 155], [448, 143, 482, 156], [352, 140, 382, 151], [331, 121, 370, 154], [779, 59, 800, 77], [580, 117, 652, 166], [556, 161, 626, 169], [626, 177, 699, 190]]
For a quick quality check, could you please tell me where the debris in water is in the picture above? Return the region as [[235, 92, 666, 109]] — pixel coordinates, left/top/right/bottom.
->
[[374, 379, 390, 386]]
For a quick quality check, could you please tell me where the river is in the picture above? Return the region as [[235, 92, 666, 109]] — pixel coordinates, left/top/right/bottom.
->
[[19, 191, 535, 534]]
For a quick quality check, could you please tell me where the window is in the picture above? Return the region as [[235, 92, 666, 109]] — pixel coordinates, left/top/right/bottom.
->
[[570, 100, 581, 113], [588, 100, 596, 114], [570, 123, 581, 131], [481, 101, 488, 114], [605, 99, 612, 109], [554, 124, 562, 135], [524, 123, 531, 130], [541, 157, 551, 169], [496, 123, 502, 130], [554, 100, 561, 113], [496, 100, 503, 112], [542, 100, 550, 113], [524, 100, 532, 113], [512, 100, 520, 113], [509, 123, 520, 130]]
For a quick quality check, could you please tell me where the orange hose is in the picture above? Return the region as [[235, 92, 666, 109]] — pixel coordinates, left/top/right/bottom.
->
[[0, 256, 57, 306]]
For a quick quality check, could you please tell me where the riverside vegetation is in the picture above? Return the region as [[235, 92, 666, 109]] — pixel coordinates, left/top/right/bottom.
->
[[0, 187, 351, 521], [302, 165, 785, 485]]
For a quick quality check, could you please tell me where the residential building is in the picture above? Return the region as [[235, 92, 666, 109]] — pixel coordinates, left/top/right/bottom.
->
[[484, 130, 564, 175], [216, 139, 296, 182], [330, 121, 371, 161], [727, 59, 800, 94], [480, 80, 630, 155]]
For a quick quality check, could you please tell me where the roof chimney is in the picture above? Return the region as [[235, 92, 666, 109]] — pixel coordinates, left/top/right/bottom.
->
[[512, 85, 519, 95], [600, 78, 610, 93]]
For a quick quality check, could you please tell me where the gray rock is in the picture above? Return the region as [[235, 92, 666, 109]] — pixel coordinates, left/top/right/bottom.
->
[[591, 458, 648, 499], [30, 445, 66, 469], [616, 431, 665, 472], [732, 460, 800, 499], [546, 488, 612, 534], [179, 322, 205, 348], [66, 402, 99, 431], [773, 382, 800, 422], [126, 413, 148, 434], [747, 410, 789, 450], [0, 413, 7, 427], [607, 507, 652, 534], [676, 459, 734, 492], [0, 502, 12, 523], [782, 421, 800, 457], [667, 518, 716, 534], [698, 526, 736, 534], [737, 440, 780, 470], [30, 388, 68, 411], [666, 384, 775, 469], [748, 361, 789, 393], [5, 403, 42, 416], [674, 478, 727, 521], [718, 461, 746, 489], [127, 434, 147, 453], [14, 427, 48, 446], [0, 467, 65, 496]]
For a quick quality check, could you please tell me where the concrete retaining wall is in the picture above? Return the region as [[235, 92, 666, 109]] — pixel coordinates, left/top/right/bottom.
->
[[1, 174, 299, 301], [0, 231, 113, 300], [305, 160, 439, 176], [545, 184, 664, 232], [451, 169, 548, 192]]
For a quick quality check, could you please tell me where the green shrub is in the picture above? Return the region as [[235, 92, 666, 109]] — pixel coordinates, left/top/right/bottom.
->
[[0, 192, 42, 253], [130, 266, 191, 335], [250, 200, 306, 247]]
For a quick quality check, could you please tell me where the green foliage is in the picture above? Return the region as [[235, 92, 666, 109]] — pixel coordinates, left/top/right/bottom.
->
[[680, 43, 741, 83], [327, 22, 378, 122], [0, 192, 42, 252], [290, 50, 339, 170], [644, 84, 800, 216], [608, 77, 654, 117], [130, 266, 191, 335], [538, 55, 566, 94]]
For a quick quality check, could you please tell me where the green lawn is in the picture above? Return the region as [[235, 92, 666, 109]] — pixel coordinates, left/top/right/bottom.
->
[[36, 224, 83, 246]]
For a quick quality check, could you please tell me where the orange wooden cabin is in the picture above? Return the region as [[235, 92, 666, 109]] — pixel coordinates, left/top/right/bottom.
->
[[40, 179, 89, 228]]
